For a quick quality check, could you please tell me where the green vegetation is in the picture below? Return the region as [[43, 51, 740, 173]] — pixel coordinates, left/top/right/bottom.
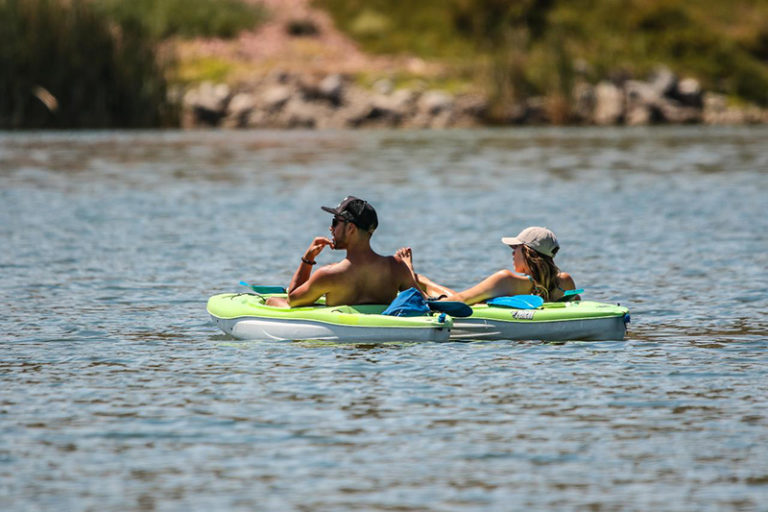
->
[[317, 0, 768, 113], [1, 0, 266, 129], [97, 0, 267, 40], [175, 57, 239, 85], [0, 0, 173, 128]]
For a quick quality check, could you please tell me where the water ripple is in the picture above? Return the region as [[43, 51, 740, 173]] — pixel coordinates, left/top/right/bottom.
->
[[2, 128, 768, 511]]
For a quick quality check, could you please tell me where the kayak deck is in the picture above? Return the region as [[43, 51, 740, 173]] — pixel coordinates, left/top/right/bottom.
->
[[452, 301, 630, 341]]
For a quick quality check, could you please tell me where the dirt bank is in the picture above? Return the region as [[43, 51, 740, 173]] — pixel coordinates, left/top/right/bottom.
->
[[177, 0, 440, 79]]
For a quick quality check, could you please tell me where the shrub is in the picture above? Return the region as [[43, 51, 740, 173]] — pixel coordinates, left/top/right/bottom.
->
[[98, 0, 267, 40]]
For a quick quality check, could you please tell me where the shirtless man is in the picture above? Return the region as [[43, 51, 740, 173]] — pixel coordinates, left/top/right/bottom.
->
[[266, 196, 420, 307]]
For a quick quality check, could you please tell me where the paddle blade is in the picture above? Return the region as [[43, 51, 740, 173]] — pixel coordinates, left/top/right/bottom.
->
[[487, 295, 544, 309], [239, 281, 286, 294], [427, 300, 473, 318]]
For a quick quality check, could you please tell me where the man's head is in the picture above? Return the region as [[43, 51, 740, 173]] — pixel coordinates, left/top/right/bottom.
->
[[322, 196, 378, 232]]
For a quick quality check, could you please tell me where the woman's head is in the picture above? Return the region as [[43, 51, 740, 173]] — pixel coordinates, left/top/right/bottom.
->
[[502, 227, 561, 300], [501, 226, 559, 257]]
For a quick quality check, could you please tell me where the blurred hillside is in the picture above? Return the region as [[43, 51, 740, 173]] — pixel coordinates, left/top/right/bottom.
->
[[179, 0, 768, 127], [3, 0, 767, 128], [316, 0, 768, 108]]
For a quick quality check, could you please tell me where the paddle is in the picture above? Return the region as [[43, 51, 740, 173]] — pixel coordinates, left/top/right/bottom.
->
[[239, 281, 286, 294], [487, 294, 544, 309], [426, 299, 473, 318], [562, 288, 584, 297]]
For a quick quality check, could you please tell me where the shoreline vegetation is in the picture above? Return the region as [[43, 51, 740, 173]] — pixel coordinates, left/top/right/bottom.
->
[[3, 0, 768, 129]]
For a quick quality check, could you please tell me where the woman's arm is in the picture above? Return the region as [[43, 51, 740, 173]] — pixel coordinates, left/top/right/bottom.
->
[[448, 270, 530, 305]]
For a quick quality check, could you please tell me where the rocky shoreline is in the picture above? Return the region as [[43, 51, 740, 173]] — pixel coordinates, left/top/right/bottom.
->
[[181, 67, 768, 129]]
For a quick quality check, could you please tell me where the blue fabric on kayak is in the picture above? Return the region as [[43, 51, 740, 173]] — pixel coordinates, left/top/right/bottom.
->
[[486, 295, 544, 309], [382, 287, 431, 317], [426, 299, 474, 318]]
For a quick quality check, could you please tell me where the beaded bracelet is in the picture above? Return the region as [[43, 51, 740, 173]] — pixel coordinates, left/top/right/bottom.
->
[[301, 257, 316, 266]]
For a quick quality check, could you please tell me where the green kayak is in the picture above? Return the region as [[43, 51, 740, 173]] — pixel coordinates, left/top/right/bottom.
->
[[207, 292, 453, 342], [452, 300, 630, 341], [207, 289, 629, 342]]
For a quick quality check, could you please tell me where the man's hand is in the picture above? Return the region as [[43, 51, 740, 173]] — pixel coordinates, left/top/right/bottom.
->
[[304, 237, 333, 262]]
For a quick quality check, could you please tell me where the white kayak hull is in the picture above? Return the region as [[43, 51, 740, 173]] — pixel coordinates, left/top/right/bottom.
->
[[212, 315, 452, 343], [450, 314, 628, 341]]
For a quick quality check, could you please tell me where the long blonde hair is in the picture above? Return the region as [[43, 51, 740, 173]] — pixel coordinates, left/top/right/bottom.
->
[[520, 245, 560, 301]]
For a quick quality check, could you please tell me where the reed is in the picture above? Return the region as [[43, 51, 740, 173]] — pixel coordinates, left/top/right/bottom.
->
[[0, 0, 265, 128], [0, 0, 173, 128]]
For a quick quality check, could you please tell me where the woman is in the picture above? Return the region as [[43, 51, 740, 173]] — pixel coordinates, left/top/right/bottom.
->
[[397, 226, 580, 305]]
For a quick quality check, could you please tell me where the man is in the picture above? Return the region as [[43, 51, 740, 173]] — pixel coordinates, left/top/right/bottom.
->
[[266, 196, 420, 307]]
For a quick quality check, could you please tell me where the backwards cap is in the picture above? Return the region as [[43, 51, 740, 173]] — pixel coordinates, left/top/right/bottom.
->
[[321, 196, 378, 231]]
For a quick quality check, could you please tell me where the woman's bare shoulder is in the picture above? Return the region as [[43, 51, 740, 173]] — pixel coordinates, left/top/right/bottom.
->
[[557, 272, 576, 288]]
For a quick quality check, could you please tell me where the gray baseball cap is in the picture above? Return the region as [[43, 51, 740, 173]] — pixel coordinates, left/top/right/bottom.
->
[[501, 226, 559, 257]]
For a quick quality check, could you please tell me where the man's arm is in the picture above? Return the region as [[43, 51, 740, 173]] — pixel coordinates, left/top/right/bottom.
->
[[287, 237, 333, 293], [393, 257, 429, 297], [288, 266, 334, 307]]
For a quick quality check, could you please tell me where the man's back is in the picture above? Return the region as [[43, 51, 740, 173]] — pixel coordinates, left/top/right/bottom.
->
[[323, 254, 410, 306]]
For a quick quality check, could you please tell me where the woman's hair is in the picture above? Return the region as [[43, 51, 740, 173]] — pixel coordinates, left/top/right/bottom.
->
[[520, 245, 560, 301]]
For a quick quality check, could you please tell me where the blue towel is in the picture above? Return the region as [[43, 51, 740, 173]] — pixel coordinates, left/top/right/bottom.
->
[[382, 287, 431, 317], [486, 295, 544, 309]]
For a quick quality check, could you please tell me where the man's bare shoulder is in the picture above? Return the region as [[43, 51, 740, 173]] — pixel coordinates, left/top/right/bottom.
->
[[384, 254, 410, 272], [317, 260, 350, 275]]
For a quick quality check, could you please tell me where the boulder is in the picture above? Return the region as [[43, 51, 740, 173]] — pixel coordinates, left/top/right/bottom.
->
[[594, 81, 624, 125], [675, 77, 703, 107], [277, 98, 327, 129], [298, 74, 345, 106], [649, 66, 678, 97], [318, 74, 345, 106], [371, 89, 417, 117], [261, 86, 292, 112], [624, 80, 662, 125], [419, 90, 454, 116], [657, 99, 702, 124], [453, 94, 487, 126], [345, 94, 403, 128], [223, 92, 256, 128], [182, 82, 231, 126], [702, 93, 767, 124]]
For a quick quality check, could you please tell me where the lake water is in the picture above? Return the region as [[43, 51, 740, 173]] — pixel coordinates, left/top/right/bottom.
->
[[2, 127, 767, 510]]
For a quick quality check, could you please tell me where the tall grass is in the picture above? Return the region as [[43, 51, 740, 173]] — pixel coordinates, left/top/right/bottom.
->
[[0, 0, 173, 128], [0, 0, 266, 129]]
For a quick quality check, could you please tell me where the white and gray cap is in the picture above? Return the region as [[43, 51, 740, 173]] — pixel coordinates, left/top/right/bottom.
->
[[501, 226, 559, 257]]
